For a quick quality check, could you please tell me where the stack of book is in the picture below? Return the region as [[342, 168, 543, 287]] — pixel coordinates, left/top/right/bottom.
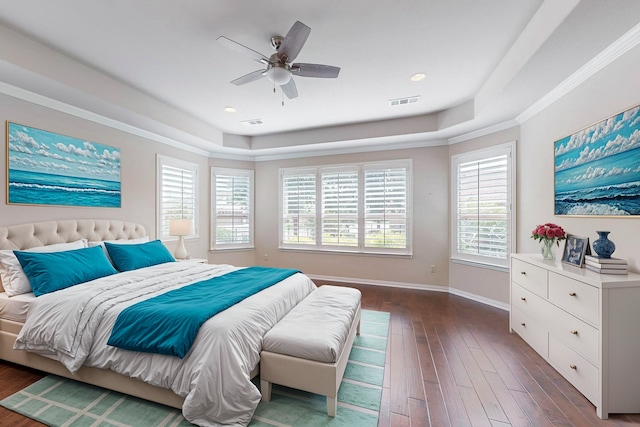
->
[[584, 255, 628, 275]]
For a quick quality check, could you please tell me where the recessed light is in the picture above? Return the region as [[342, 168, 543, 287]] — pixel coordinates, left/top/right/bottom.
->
[[410, 73, 426, 82], [224, 107, 236, 113]]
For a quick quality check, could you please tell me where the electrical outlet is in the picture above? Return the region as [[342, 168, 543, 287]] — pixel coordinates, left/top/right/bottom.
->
[[263, 253, 268, 261], [430, 265, 436, 273]]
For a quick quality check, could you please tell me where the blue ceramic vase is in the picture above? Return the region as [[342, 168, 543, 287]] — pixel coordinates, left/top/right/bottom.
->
[[593, 231, 615, 258]]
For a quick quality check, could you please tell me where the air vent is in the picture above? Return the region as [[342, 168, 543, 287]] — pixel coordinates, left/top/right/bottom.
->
[[389, 96, 420, 107], [241, 119, 264, 126]]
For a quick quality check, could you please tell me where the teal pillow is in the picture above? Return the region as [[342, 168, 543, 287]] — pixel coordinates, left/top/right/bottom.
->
[[14, 246, 118, 297], [105, 240, 175, 272]]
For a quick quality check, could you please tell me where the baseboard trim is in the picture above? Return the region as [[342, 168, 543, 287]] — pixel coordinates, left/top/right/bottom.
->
[[308, 274, 509, 311], [448, 287, 510, 311]]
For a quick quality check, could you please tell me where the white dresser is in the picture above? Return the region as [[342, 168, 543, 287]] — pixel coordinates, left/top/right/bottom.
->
[[510, 253, 640, 419]]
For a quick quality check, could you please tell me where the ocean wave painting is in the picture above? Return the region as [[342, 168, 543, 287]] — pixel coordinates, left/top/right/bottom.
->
[[7, 122, 121, 208], [554, 104, 640, 216]]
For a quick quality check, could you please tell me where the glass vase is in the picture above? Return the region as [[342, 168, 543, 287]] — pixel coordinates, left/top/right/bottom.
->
[[541, 239, 555, 260]]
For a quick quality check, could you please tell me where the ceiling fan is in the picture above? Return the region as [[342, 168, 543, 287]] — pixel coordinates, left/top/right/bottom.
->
[[217, 21, 340, 99]]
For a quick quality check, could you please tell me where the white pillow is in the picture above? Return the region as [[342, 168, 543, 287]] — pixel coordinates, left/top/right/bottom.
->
[[88, 236, 150, 261], [0, 239, 88, 297]]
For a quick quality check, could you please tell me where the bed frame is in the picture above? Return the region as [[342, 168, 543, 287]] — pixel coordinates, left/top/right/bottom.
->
[[0, 219, 184, 409]]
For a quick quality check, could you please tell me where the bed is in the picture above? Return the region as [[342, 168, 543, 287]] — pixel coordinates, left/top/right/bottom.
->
[[0, 219, 316, 426]]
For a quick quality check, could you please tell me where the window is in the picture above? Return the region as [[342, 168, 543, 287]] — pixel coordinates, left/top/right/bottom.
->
[[281, 171, 316, 245], [451, 142, 515, 269], [157, 155, 198, 240], [321, 168, 359, 247], [280, 160, 411, 255], [211, 168, 254, 250], [364, 165, 408, 249]]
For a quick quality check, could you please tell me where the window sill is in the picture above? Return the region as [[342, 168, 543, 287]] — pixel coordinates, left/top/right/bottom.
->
[[279, 247, 413, 259], [209, 246, 254, 253], [450, 257, 509, 273]]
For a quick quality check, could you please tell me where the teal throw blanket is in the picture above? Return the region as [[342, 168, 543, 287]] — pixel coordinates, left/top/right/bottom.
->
[[107, 266, 300, 358]]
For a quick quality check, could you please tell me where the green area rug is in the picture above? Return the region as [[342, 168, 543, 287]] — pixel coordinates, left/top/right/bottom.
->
[[1, 310, 390, 427]]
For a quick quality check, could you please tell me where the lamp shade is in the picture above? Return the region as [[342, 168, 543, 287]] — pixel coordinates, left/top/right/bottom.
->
[[169, 219, 193, 236]]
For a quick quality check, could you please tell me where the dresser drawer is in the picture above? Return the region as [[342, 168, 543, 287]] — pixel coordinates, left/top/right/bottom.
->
[[511, 308, 548, 357], [546, 302, 599, 365], [549, 272, 599, 326], [549, 335, 599, 403], [512, 283, 549, 321], [512, 258, 548, 298]]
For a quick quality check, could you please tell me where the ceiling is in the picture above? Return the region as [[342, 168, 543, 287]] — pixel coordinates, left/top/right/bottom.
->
[[0, 1, 639, 159]]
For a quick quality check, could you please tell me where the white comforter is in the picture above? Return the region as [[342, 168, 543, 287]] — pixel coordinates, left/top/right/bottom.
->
[[15, 262, 316, 426]]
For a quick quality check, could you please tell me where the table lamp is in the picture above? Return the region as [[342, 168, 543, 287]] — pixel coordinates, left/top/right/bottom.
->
[[169, 219, 193, 260]]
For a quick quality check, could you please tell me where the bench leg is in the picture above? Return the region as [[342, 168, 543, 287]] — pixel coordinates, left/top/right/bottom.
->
[[357, 319, 361, 336], [327, 396, 337, 417], [260, 379, 272, 402]]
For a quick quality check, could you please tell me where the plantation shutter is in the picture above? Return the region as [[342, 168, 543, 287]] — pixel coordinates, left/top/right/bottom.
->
[[281, 171, 316, 245], [364, 165, 408, 249], [321, 168, 359, 247], [212, 169, 253, 249], [159, 161, 197, 239], [279, 160, 412, 255], [456, 154, 509, 259]]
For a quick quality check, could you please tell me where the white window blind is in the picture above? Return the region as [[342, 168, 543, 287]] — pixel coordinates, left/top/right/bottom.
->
[[211, 168, 254, 250], [280, 160, 411, 255], [321, 169, 359, 247], [281, 171, 316, 245], [157, 156, 198, 239], [364, 165, 408, 249], [452, 142, 515, 268]]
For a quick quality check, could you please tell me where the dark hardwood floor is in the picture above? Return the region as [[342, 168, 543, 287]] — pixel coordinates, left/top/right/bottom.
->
[[2, 284, 640, 426]]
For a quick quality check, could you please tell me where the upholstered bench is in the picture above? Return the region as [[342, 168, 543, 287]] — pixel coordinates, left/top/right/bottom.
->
[[260, 285, 361, 417]]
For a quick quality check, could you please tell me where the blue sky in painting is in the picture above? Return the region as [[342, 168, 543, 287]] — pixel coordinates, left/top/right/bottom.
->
[[554, 105, 640, 215], [7, 123, 120, 182], [554, 105, 640, 192]]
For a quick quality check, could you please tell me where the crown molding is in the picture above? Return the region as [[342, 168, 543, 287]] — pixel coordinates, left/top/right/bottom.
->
[[517, 22, 640, 124], [0, 80, 211, 157]]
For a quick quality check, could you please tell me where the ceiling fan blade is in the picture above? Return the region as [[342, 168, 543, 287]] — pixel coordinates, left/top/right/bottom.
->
[[277, 21, 311, 63], [280, 78, 298, 99], [217, 36, 269, 64], [231, 69, 266, 86], [291, 63, 340, 78]]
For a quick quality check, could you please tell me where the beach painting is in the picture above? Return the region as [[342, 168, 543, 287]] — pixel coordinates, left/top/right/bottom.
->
[[554, 104, 640, 216], [6, 122, 121, 208]]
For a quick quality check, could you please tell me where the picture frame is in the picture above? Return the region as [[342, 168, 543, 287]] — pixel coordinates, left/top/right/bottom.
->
[[554, 103, 640, 216], [6, 122, 121, 208], [561, 234, 590, 267]]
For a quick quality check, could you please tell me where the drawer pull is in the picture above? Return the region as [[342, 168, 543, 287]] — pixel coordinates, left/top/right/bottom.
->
[[570, 364, 577, 370], [520, 322, 526, 327], [569, 292, 577, 297], [570, 330, 578, 335], [520, 297, 526, 301], [520, 271, 527, 275]]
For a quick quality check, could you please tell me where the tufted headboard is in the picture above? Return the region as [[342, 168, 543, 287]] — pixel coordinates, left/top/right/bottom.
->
[[0, 219, 147, 292]]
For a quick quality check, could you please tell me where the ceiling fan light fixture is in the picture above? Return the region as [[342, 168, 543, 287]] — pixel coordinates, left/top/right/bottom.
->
[[265, 64, 291, 85]]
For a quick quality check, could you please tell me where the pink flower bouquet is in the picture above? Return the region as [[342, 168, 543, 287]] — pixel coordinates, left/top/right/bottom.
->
[[531, 223, 566, 246]]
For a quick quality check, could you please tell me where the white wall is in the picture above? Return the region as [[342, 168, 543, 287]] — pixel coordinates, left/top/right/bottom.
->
[[253, 147, 450, 289], [446, 42, 640, 307], [0, 93, 212, 259], [448, 127, 520, 306], [518, 43, 640, 273], [3, 42, 639, 309]]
